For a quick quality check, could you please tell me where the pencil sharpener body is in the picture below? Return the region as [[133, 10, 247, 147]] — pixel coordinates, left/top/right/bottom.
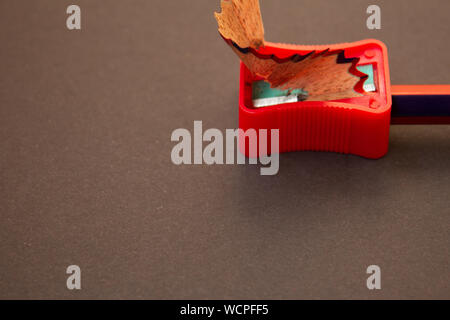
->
[[238, 39, 392, 159]]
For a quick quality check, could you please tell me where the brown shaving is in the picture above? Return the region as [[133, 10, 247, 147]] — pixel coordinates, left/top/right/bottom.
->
[[215, 0, 363, 101], [215, 0, 265, 49]]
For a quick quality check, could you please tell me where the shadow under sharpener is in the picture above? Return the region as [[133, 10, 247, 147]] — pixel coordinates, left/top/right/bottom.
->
[[238, 39, 392, 159]]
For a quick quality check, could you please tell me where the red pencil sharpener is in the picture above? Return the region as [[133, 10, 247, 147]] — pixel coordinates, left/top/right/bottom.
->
[[239, 39, 392, 159]]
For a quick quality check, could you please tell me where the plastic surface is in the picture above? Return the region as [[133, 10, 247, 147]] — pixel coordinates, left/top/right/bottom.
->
[[238, 39, 392, 159]]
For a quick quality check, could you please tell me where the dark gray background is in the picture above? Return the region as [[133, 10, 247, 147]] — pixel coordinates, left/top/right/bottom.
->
[[0, 0, 449, 299]]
